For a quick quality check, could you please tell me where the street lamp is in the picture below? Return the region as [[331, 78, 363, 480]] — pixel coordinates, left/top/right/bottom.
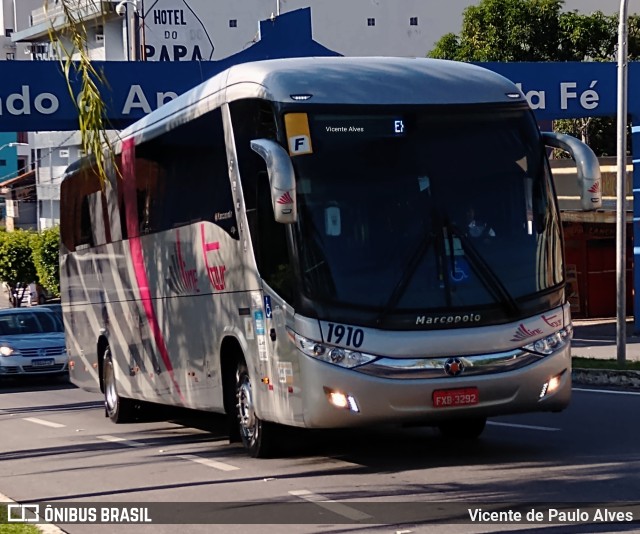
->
[[116, 0, 144, 61], [616, 0, 629, 366], [0, 142, 27, 152]]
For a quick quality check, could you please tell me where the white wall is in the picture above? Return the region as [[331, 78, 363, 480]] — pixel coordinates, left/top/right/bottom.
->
[[139, 0, 640, 62], [140, 0, 472, 60]]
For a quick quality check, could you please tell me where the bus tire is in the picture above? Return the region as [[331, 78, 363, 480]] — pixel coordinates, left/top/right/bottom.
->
[[438, 417, 486, 439], [103, 347, 135, 423], [235, 360, 278, 458]]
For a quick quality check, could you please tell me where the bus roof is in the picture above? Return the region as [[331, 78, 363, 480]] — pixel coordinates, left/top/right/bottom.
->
[[120, 57, 525, 147]]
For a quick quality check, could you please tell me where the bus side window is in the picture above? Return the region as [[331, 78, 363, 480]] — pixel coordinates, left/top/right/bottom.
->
[[117, 169, 128, 240], [229, 99, 293, 300], [128, 107, 236, 236], [135, 160, 163, 235], [60, 165, 103, 252], [77, 196, 94, 249], [256, 172, 293, 300]]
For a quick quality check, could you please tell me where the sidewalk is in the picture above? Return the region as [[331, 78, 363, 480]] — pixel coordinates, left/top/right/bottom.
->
[[571, 318, 640, 362]]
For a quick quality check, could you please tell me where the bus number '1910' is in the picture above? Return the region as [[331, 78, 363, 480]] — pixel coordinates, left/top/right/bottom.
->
[[326, 323, 364, 348]]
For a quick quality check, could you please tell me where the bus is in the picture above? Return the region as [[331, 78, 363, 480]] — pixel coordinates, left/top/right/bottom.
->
[[60, 57, 601, 457]]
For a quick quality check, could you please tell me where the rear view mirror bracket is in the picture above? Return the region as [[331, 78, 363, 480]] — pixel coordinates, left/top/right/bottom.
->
[[542, 131, 602, 211], [250, 139, 297, 224]]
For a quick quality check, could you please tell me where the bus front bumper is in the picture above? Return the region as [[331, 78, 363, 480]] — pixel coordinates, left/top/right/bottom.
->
[[297, 346, 571, 428]]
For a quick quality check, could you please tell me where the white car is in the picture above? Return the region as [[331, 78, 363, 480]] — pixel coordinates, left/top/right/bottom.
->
[[0, 308, 67, 378]]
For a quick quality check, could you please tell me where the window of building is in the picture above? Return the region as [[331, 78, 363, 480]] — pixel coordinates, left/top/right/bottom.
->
[[410, 17, 418, 26], [367, 18, 376, 27], [0, 160, 6, 167], [59, 149, 69, 158], [5, 29, 13, 37], [5, 53, 14, 60], [229, 19, 237, 28]]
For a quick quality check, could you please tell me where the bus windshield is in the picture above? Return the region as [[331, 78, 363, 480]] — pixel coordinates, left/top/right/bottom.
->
[[288, 106, 563, 319]]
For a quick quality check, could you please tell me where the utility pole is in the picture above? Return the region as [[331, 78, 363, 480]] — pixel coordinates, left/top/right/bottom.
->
[[616, 0, 629, 366]]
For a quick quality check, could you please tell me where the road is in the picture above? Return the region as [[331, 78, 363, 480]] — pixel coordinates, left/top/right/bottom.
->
[[1, 379, 640, 533]]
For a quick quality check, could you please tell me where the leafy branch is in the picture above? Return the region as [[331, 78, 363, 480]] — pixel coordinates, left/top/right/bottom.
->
[[45, 0, 116, 187]]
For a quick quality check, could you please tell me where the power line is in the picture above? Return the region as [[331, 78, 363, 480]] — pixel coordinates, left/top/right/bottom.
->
[[0, 131, 77, 184]]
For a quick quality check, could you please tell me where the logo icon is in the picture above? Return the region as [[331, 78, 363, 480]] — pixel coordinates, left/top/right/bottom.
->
[[511, 323, 543, 342], [277, 192, 293, 205], [444, 357, 465, 377], [542, 313, 562, 328], [7, 504, 40, 522], [588, 182, 600, 194]]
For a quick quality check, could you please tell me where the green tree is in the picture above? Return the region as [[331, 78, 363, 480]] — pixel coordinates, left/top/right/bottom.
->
[[31, 227, 61, 298], [428, 0, 631, 62], [0, 230, 38, 307], [428, 0, 639, 156], [429, 0, 564, 61]]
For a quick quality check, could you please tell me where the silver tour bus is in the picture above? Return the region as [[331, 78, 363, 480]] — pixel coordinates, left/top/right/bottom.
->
[[60, 57, 601, 457]]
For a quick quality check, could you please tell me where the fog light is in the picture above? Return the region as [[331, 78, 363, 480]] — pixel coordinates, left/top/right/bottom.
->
[[330, 391, 349, 408], [548, 375, 561, 392], [324, 387, 360, 412], [540, 371, 565, 398]]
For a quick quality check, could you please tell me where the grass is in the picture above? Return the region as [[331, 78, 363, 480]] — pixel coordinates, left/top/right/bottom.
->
[[572, 357, 640, 371], [0, 504, 40, 533]]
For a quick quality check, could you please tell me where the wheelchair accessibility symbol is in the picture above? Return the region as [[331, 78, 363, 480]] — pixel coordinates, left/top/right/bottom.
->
[[450, 259, 470, 283]]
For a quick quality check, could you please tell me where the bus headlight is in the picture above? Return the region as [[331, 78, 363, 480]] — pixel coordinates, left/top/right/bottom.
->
[[293, 333, 377, 369], [524, 326, 572, 356]]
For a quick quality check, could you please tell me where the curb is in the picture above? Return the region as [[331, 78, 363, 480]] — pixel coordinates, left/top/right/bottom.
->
[[572, 368, 640, 389], [0, 492, 67, 534]]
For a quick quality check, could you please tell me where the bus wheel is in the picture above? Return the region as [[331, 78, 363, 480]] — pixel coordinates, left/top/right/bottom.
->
[[438, 417, 487, 439], [103, 347, 135, 423], [236, 361, 277, 458]]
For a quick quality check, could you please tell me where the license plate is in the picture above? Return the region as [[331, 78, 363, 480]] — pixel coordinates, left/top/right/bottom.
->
[[433, 387, 479, 408], [31, 358, 54, 367]]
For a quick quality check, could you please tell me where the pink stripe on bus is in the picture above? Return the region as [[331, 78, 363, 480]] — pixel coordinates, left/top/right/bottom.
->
[[121, 138, 184, 402]]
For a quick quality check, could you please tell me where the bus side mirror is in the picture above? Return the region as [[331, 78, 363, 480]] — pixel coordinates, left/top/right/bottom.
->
[[542, 131, 602, 211], [250, 139, 297, 224]]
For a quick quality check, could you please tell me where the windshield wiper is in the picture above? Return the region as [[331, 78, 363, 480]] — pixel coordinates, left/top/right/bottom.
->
[[375, 219, 520, 326], [375, 229, 434, 327], [447, 222, 520, 316]]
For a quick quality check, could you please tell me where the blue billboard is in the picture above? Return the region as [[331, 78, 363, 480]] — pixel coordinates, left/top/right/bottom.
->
[[0, 9, 633, 132], [0, 9, 339, 132]]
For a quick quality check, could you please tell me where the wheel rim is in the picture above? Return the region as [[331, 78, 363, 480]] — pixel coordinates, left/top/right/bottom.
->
[[238, 374, 256, 440], [104, 358, 118, 413]]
